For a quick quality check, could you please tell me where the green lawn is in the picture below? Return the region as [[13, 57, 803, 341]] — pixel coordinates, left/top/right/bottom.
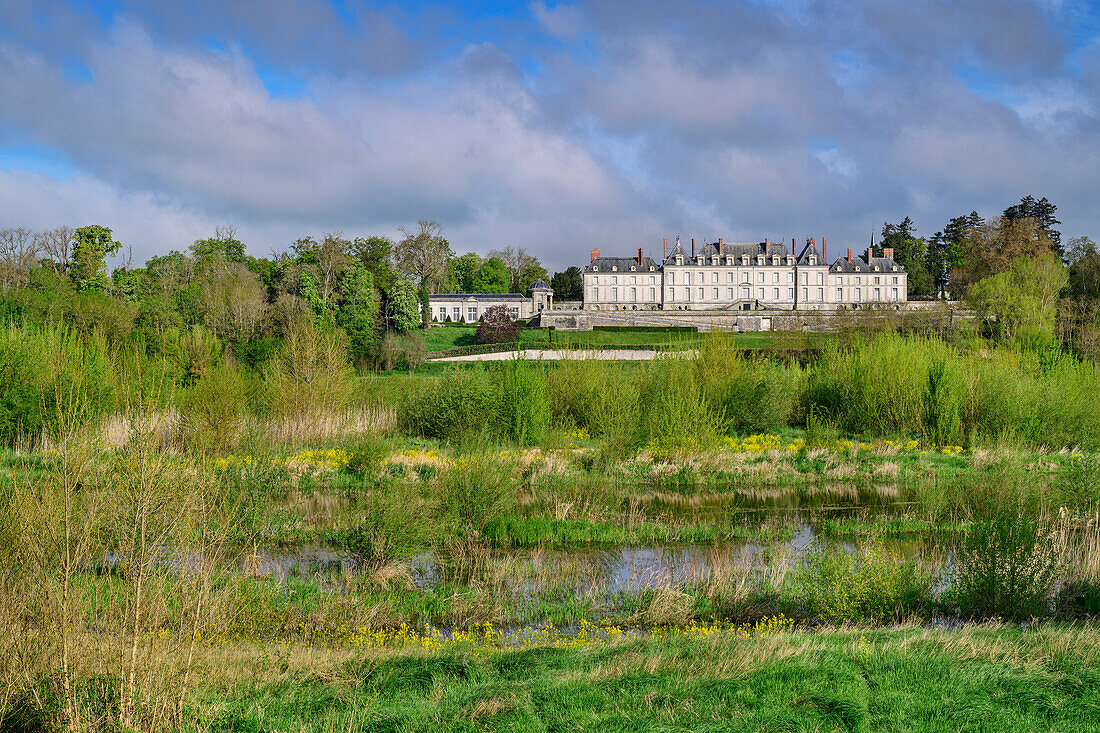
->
[[424, 324, 822, 352], [194, 625, 1100, 731]]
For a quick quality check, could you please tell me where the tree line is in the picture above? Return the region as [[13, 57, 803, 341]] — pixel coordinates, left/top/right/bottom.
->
[[873, 195, 1099, 356], [0, 219, 588, 370]]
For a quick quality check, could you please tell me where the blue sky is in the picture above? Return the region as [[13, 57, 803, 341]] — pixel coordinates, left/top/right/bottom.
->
[[2, 0, 1099, 269]]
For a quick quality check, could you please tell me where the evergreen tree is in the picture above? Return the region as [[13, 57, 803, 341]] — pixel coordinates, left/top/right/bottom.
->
[[550, 266, 583, 300], [387, 276, 420, 333], [337, 262, 379, 364], [1003, 195, 1062, 257]]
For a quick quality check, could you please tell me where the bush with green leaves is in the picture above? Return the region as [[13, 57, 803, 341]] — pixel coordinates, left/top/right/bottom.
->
[[398, 368, 496, 440], [334, 488, 431, 572], [799, 536, 924, 625], [947, 500, 1059, 620]]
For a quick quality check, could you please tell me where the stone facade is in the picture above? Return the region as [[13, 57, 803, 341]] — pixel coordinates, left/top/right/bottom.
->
[[428, 280, 553, 323], [582, 237, 907, 312]]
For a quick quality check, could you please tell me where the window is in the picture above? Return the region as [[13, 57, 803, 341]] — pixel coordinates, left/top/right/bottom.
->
[[697, 271, 704, 283], [611, 287, 618, 301], [592, 287, 598, 301], [856, 276, 862, 285], [874, 276, 880, 285], [801, 272, 807, 285], [593, 276, 598, 284], [631, 276, 636, 285], [741, 286, 750, 299], [772, 272, 779, 283], [837, 288, 843, 301], [787, 288, 794, 299], [817, 273, 824, 285], [668, 288, 675, 301], [802, 287, 808, 301], [817, 288, 824, 301], [510, 307, 519, 319], [787, 272, 794, 283], [649, 287, 655, 301], [712, 272, 719, 283], [686, 272, 692, 285], [682, 288, 688, 300], [855, 289, 862, 301], [649, 276, 655, 284], [668, 272, 674, 285], [631, 287, 637, 301], [773, 288, 779, 299], [727, 287, 733, 299], [727, 272, 733, 282], [758, 288, 765, 299], [874, 287, 881, 300], [757, 272, 765, 283], [438, 307, 446, 320], [712, 288, 719, 299], [698, 287, 704, 299], [892, 288, 899, 300], [612, 276, 618, 284], [742, 272, 750, 283], [452, 307, 460, 321], [467, 307, 477, 321], [892, 276, 898, 284]]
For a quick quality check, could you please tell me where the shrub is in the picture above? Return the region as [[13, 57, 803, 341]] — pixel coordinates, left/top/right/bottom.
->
[[0, 325, 113, 445], [437, 451, 520, 535], [398, 368, 496, 440], [800, 536, 923, 625], [947, 500, 1059, 620], [345, 432, 394, 476], [180, 361, 248, 453], [335, 489, 431, 572], [489, 357, 548, 445], [475, 305, 520, 345], [262, 321, 355, 419], [922, 357, 965, 447]]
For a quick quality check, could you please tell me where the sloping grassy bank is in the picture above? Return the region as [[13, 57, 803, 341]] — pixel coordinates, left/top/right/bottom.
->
[[174, 624, 1100, 732]]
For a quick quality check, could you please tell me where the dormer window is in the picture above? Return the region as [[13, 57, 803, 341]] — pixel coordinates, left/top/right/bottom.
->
[[630, 265, 636, 271], [649, 266, 655, 271], [772, 256, 780, 266], [855, 266, 860, 272], [742, 255, 749, 266], [874, 266, 880, 272], [612, 266, 617, 271], [809, 257, 816, 265], [676, 256, 683, 265], [711, 257, 718, 265], [757, 256, 764, 265], [892, 266, 897, 272], [593, 266, 599, 272]]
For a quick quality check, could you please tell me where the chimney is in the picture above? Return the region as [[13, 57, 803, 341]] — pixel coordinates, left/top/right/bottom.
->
[[847, 248, 851, 262], [765, 238, 769, 256], [809, 237, 815, 251], [638, 247, 644, 266], [691, 238, 695, 258], [867, 246, 874, 263], [884, 247, 894, 260], [590, 248, 600, 262], [822, 237, 827, 262], [663, 237, 668, 259], [719, 237, 723, 246]]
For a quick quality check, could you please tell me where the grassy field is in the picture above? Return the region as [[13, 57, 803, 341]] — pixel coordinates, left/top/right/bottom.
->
[[423, 324, 820, 352], [6, 326, 1100, 730], [184, 624, 1100, 732]]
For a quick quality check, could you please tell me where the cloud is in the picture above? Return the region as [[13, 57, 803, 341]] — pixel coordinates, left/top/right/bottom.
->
[[1, 0, 1099, 271]]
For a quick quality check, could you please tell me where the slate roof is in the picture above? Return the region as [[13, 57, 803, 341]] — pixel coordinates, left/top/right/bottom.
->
[[429, 293, 528, 301], [829, 254, 905, 273], [664, 240, 798, 265], [583, 256, 661, 273], [795, 241, 825, 265], [528, 279, 552, 291]]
